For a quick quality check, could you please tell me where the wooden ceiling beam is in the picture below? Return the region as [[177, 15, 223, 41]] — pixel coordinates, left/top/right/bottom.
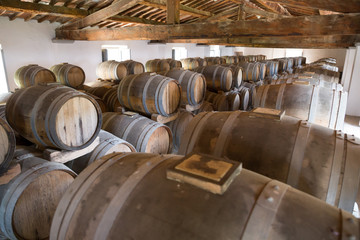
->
[[60, 0, 142, 29], [56, 13, 360, 41], [251, 0, 291, 15], [241, 3, 281, 18], [141, 0, 212, 17], [166, 0, 180, 24], [264, 0, 360, 13]]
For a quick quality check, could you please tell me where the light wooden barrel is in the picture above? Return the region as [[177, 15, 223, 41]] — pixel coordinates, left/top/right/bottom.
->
[[193, 101, 214, 115], [223, 56, 238, 64], [50, 63, 85, 89], [0, 118, 15, 175], [102, 112, 172, 153], [118, 73, 181, 117], [121, 60, 145, 75], [255, 83, 347, 129], [222, 64, 243, 88], [163, 69, 206, 107], [145, 59, 170, 72], [166, 111, 194, 153], [14, 65, 56, 88], [71, 130, 136, 173], [5, 85, 102, 150], [165, 59, 182, 69], [96, 61, 128, 81], [205, 91, 229, 111], [255, 62, 267, 80], [51, 152, 360, 240], [180, 58, 200, 70], [238, 86, 249, 110], [224, 92, 240, 111], [195, 66, 233, 92], [237, 62, 260, 82], [0, 158, 76, 240], [179, 110, 360, 212]]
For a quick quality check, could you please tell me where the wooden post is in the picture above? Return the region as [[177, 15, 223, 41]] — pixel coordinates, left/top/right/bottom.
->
[[166, 0, 180, 24]]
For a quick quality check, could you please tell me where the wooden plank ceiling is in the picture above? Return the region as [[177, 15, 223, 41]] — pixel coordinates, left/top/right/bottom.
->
[[0, 0, 359, 48]]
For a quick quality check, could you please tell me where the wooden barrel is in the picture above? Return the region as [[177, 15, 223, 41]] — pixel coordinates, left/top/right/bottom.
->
[[194, 57, 207, 67], [166, 111, 194, 153], [224, 92, 240, 111], [96, 61, 128, 81], [255, 83, 347, 129], [223, 56, 238, 64], [118, 73, 181, 117], [51, 152, 360, 240], [179, 110, 360, 212], [193, 101, 214, 115], [204, 57, 226, 65], [6, 85, 102, 150], [0, 158, 76, 240], [195, 66, 233, 92], [145, 59, 170, 72], [205, 91, 229, 111], [121, 60, 145, 75], [86, 85, 114, 98], [50, 63, 85, 89], [165, 59, 182, 69], [180, 58, 200, 70], [238, 86, 249, 110], [84, 92, 108, 113], [102, 112, 172, 153], [274, 59, 288, 72], [71, 130, 136, 173], [237, 62, 260, 82], [103, 87, 122, 112], [163, 69, 206, 107], [222, 64, 243, 88], [0, 118, 15, 175], [255, 62, 267, 80], [241, 82, 257, 110], [14, 65, 56, 89], [262, 61, 277, 77]]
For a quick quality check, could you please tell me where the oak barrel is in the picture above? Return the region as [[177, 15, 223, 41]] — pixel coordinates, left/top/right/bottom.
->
[[0, 118, 15, 174], [102, 87, 122, 112], [14, 65, 56, 88], [240, 82, 256, 110], [223, 56, 238, 64], [122, 60, 145, 75], [237, 86, 250, 110], [166, 111, 194, 153], [262, 61, 277, 77], [6, 85, 102, 150], [163, 69, 206, 107], [195, 66, 233, 92], [50, 152, 360, 240], [117, 73, 181, 117], [255, 83, 347, 129], [50, 63, 85, 89], [102, 112, 172, 153], [145, 59, 170, 72], [84, 92, 108, 113], [71, 130, 136, 173], [237, 62, 260, 82], [179, 110, 360, 212], [0, 157, 76, 240], [96, 61, 128, 81], [224, 91, 241, 110], [194, 57, 207, 67], [180, 58, 200, 70], [205, 91, 229, 111], [165, 59, 182, 69], [204, 57, 225, 65]]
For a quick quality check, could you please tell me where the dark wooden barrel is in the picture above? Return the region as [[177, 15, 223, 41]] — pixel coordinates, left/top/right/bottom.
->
[[96, 61, 128, 81], [165, 59, 182, 69], [193, 101, 214, 115], [102, 112, 172, 153], [222, 64, 243, 88], [237, 86, 249, 110], [204, 57, 226, 65], [262, 61, 277, 77], [50, 63, 85, 89], [237, 62, 260, 82], [179, 110, 360, 212], [255, 83, 347, 129], [84, 92, 108, 113], [195, 66, 233, 92], [50, 152, 360, 240], [166, 111, 194, 153], [145, 59, 171, 72], [205, 91, 229, 111], [118, 73, 181, 117], [223, 56, 238, 64], [194, 57, 207, 67], [6, 85, 102, 150], [14, 65, 56, 89], [224, 92, 240, 111], [0, 118, 15, 175], [0, 157, 76, 240], [163, 69, 206, 107], [241, 82, 257, 110], [180, 58, 200, 70], [121, 60, 145, 75], [71, 130, 136, 174], [85, 85, 114, 98], [255, 62, 267, 80], [103, 87, 122, 112], [274, 59, 288, 72]]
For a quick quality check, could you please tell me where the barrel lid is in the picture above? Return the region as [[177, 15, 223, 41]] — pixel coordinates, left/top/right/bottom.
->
[[166, 153, 242, 195]]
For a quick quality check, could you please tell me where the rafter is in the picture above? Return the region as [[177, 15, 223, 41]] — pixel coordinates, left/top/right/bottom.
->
[[251, 0, 291, 15]]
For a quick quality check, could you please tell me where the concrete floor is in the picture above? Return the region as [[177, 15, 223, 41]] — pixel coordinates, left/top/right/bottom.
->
[[344, 115, 360, 138]]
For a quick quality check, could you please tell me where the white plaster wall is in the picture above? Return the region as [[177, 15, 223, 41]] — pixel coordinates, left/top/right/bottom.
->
[[0, 18, 210, 91]]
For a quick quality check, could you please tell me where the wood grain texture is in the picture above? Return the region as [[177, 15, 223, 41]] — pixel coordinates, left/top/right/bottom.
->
[[195, 66, 232, 92], [51, 63, 85, 88], [14, 65, 56, 88]]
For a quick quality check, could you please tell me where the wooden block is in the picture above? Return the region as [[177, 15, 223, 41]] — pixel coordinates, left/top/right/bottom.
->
[[166, 153, 242, 195], [249, 107, 285, 120], [151, 111, 179, 124], [43, 137, 100, 163]]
